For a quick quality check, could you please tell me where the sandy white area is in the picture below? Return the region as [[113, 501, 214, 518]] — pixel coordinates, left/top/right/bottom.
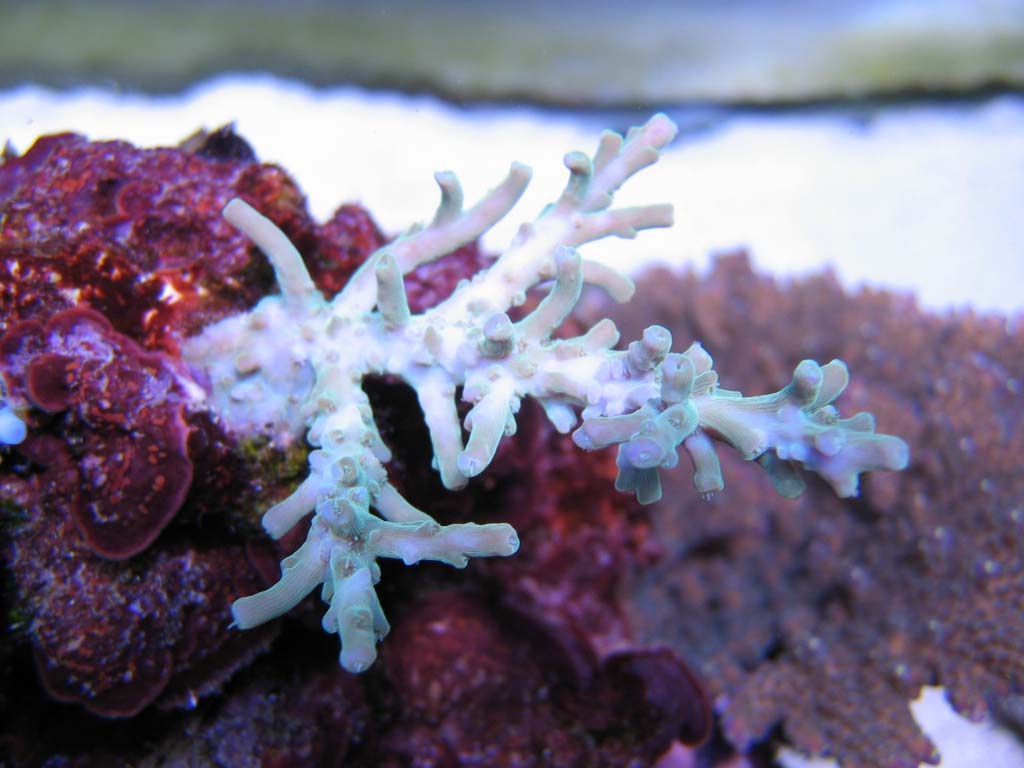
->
[[1, 75, 1021, 314], [777, 686, 1024, 768]]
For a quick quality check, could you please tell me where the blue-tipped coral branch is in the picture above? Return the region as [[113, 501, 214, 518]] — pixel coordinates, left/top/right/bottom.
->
[[182, 114, 908, 672]]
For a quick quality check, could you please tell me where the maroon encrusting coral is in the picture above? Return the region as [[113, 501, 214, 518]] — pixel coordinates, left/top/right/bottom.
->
[[1, 429, 275, 718], [377, 589, 709, 766], [0, 127, 711, 766], [1, 307, 194, 558], [0, 128, 311, 347], [0, 126, 344, 720]]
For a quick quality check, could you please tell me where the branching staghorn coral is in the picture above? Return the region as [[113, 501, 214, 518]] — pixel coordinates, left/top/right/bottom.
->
[[182, 114, 909, 672]]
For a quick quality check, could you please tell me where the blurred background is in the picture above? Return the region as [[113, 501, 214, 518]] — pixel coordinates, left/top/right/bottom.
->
[[1, 0, 1022, 313]]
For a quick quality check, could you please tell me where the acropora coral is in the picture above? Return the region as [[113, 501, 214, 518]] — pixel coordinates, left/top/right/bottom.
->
[[180, 114, 908, 672]]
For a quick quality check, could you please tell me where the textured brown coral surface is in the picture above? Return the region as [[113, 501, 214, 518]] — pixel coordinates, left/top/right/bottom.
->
[[603, 254, 1024, 768]]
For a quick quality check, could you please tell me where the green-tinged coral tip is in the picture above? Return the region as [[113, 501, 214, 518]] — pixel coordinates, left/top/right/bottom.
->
[[231, 535, 327, 630]]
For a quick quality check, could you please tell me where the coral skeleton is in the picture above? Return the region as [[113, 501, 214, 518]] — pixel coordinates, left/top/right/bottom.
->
[[182, 114, 909, 672]]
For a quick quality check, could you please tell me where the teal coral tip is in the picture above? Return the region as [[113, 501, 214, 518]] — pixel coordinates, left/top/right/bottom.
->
[[694, 358, 909, 498], [607, 354, 909, 503]]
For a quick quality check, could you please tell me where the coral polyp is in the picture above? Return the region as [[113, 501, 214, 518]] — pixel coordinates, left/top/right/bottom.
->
[[181, 115, 909, 672]]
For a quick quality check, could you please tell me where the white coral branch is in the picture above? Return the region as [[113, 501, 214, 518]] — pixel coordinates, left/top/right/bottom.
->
[[183, 114, 909, 673]]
